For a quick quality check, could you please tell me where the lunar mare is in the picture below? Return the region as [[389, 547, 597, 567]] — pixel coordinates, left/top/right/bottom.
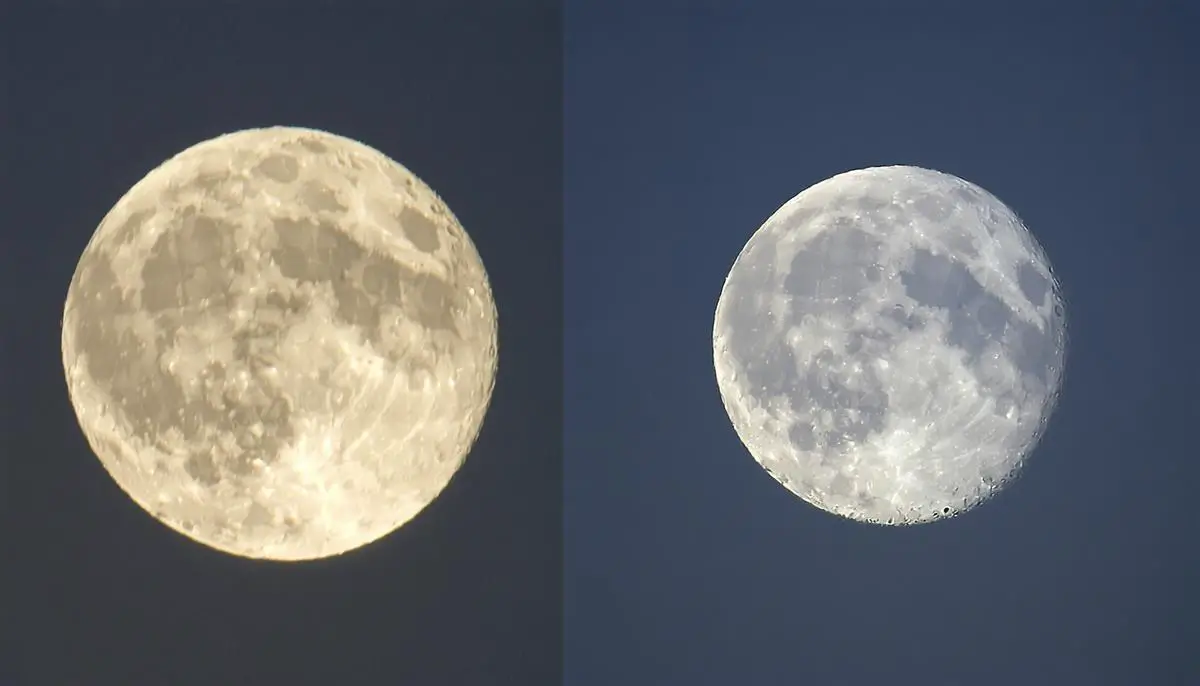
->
[[713, 166, 1066, 525], [62, 127, 498, 560]]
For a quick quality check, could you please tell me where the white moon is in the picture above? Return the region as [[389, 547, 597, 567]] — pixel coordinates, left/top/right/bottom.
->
[[62, 126, 498, 560], [713, 166, 1066, 525]]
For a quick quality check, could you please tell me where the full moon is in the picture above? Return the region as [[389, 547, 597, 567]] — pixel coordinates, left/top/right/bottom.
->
[[713, 166, 1066, 525], [62, 127, 498, 560]]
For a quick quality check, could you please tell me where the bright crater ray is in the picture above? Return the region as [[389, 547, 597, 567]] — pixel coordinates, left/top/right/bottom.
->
[[62, 126, 498, 560], [713, 166, 1066, 525]]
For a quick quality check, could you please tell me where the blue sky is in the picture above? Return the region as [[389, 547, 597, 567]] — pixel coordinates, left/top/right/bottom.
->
[[564, 5, 1197, 684]]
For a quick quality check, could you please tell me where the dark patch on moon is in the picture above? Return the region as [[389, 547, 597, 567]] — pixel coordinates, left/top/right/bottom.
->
[[332, 271, 382, 332], [184, 451, 221, 486], [298, 180, 346, 213], [855, 490, 882, 514], [272, 217, 362, 283], [397, 206, 441, 252], [405, 272, 458, 332], [900, 247, 1056, 382], [71, 253, 206, 456], [360, 261, 394, 296], [910, 193, 953, 222], [297, 139, 328, 154], [1016, 260, 1049, 306], [244, 501, 273, 528], [885, 304, 924, 331], [787, 422, 817, 451], [900, 248, 981, 308], [192, 171, 229, 195], [843, 193, 888, 215], [268, 216, 462, 341], [943, 229, 978, 260], [782, 227, 882, 308], [254, 153, 299, 183], [140, 209, 237, 313]]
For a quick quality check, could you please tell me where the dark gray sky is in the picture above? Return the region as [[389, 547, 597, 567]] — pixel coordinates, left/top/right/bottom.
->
[[564, 5, 1198, 684], [6, 4, 561, 684]]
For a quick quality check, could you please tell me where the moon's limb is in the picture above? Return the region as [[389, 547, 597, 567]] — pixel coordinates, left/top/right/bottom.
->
[[713, 166, 1066, 525], [62, 127, 498, 560]]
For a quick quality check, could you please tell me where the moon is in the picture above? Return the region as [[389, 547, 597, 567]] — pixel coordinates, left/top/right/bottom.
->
[[62, 126, 498, 560], [713, 166, 1066, 525]]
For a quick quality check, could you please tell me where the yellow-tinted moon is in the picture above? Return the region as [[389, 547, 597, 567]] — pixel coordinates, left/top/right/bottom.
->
[[62, 127, 498, 560]]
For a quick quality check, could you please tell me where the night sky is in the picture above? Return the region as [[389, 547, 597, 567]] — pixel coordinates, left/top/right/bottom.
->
[[6, 4, 561, 684], [565, 4, 1198, 685]]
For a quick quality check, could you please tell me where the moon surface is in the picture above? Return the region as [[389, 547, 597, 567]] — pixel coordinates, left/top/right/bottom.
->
[[62, 126, 498, 560], [713, 166, 1066, 525]]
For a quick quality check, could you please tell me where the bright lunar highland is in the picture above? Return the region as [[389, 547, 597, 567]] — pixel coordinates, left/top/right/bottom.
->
[[62, 127, 498, 560], [713, 166, 1066, 525]]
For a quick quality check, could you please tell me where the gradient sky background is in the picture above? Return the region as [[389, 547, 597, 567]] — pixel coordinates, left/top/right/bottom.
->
[[5, 5, 561, 684], [565, 5, 1197, 685]]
